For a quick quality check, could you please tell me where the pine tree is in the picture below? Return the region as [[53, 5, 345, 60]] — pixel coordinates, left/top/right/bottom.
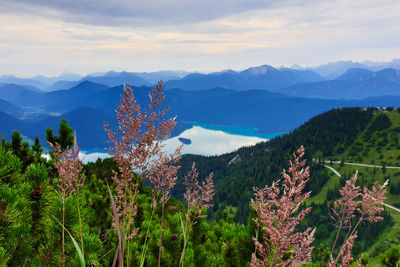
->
[[11, 131, 22, 157], [46, 119, 74, 151], [32, 136, 43, 163]]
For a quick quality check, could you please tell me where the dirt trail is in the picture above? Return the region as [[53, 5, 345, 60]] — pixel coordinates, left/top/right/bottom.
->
[[323, 160, 400, 170], [322, 164, 400, 213]]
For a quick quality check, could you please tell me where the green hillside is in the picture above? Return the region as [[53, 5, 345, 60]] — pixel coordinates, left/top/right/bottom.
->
[[2, 106, 400, 265], [307, 109, 400, 265], [175, 107, 400, 263], [175, 108, 375, 223]]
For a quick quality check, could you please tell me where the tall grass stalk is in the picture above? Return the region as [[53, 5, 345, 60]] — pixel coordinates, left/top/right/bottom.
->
[[140, 203, 156, 267], [76, 195, 84, 258], [107, 183, 123, 267], [62, 198, 65, 267], [179, 214, 189, 267], [179, 162, 214, 267], [158, 203, 165, 267], [53, 215, 85, 267]]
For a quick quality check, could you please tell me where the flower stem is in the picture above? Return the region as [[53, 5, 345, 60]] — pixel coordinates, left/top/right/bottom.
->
[[76, 197, 84, 257], [62, 198, 65, 267], [140, 203, 156, 267], [158, 203, 165, 267]]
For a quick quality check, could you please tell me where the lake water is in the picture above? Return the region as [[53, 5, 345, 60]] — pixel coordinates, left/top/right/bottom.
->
[[187, 121, 283, 139], [78, 124, 283, 163]]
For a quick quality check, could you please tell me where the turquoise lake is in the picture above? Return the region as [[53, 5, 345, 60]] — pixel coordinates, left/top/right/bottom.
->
[[186, 121, 284, 139], [79, 123, 284, 162]]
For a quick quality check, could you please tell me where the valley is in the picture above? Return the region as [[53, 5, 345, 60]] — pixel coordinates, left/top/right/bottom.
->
[[1, 62, 400, 265]]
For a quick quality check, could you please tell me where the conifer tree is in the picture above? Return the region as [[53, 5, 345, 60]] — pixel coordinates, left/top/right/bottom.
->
[[46, 119, 74, 151], [32, 136, 43, 162], [11, 130, 22, 156]]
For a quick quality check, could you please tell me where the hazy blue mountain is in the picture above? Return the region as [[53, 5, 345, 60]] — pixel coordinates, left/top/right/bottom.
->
[[0, 75, 47, 89], [0, 84, 43, 106], [306, 59, 400, 79], [307, 61, 366, 79], [0, 111, 32, 140], [46, 71, 152, 91], [279, 79, 400, 100], [279, 68, 400, 100], [43, 81, 109, 112], [360, 95, 400, 107], [337, 68, 400, 84], [361, 58, 400, 71], [0, 99, 23, 118], [164, 65, 325, 91], [34, 106, 193, 149], [1, 83, 400, 149], [0, 72, 83, 92], [133, 70, 191, 84], [32, 72, 83, 89], [35, 107, 116, 149], [372, 68, 400, 84], [336, 68, 374, 82], [84, 71, 151, 87], [46, 80, 80, 91]]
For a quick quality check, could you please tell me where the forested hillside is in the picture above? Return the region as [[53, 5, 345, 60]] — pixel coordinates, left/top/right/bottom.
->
[[1, 85, 399, 266], [174, 108, 374, 223], [174, 107, 400, 263]]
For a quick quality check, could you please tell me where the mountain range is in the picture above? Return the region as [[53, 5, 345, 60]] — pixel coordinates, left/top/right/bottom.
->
[[303, 58, 400, 79], [2, 59, 399, 91], [1, 70, 190, 92], [1, 60, 400, 149], [1, 81, 400, 149], [164, 65, 325, 91]]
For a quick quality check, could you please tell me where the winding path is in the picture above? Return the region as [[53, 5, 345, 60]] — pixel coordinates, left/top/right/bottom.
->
[[322, 160, 400, 170], [322, 164, 400, 213]]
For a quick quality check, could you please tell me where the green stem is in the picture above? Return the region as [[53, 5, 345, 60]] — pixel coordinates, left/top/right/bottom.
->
[[140, 203, 156, 267], [331, 214, 345, 258], [62, 198, 65, 267], [269, 244, 278, 267], [76, 196, 84, 257], [179, 214, 190, 267], [125, 184, 139, 266], [126, 242, 131, 267], [158, 203, 165, 267]]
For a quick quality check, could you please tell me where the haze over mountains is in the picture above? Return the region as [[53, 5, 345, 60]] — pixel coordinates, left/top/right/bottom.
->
[[1, 59, 400, 150]]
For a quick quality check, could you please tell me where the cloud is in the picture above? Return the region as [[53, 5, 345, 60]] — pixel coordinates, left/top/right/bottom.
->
[[0, 0, 399, 76], [0, 0, 285, 26]]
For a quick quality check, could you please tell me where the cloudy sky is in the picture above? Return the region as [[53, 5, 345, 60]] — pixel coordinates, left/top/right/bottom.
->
[[0, 0, 399, 77]]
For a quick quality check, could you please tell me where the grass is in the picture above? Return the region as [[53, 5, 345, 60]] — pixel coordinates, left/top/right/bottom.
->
[[306, 110, 400, 264], [385, 110, 400, 126], [367, 209, 400, 266], [331, 110, 400, 166], [308, 172, 339, 204], [313, 161, 400, 265]]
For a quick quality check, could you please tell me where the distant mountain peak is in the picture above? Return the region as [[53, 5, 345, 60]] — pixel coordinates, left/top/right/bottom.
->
[[105, 71, 121, 77], [242, 65, 276, 76], [211, 69, 236, 75], [289, 64, 305, 70]]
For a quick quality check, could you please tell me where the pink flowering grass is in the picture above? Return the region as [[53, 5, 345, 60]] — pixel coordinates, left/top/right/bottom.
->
[[104, 81, 182, 266], [50, 132, 86, 266], [180, 162, 214, 266], [328, 171, 388, 266], [251, 146, 315, 267], [184, 162, 214, 217], [51, 132, 85, 198]]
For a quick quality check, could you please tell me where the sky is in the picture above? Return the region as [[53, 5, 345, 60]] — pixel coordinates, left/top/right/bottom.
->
[[0, 0, 399, 77]]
